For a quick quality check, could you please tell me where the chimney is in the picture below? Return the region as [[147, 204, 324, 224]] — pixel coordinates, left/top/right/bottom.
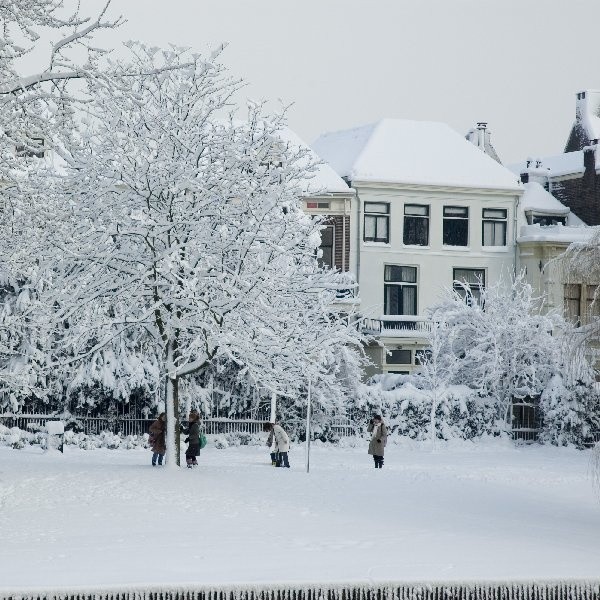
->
[[476, 122, 487, 151]]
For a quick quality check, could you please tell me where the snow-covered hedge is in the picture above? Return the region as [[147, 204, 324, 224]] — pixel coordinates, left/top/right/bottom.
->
[[0, 424, 149, 450], [354, 376, 503, 441]]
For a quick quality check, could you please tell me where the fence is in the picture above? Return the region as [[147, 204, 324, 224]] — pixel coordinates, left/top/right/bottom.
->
[[0, 409, 358, 439], [1, 580, 599, 600]]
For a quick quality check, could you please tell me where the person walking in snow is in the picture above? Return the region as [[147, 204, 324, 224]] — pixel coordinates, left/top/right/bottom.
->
[[148, 412, 166, 466], [181, 409, 201, 468], [264, 422, 290, 468], [367, 414, 388, 468]]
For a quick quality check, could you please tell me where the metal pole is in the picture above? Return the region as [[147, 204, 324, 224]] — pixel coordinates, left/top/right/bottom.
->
[[305, 377, 311, 473], [270, 392, 277, 424]]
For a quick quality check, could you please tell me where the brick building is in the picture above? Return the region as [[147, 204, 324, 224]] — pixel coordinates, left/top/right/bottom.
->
[[510, 90, 600, 226]]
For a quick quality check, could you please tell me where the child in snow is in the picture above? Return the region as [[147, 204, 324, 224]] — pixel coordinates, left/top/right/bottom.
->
[[264, 422, 290, 468], [148, 412, 166, 466], [367, 414, 388, 468], [181, 409, 201, 469]]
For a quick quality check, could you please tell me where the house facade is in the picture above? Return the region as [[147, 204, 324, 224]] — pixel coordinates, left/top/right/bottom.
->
[[313, 119, 523, 377]]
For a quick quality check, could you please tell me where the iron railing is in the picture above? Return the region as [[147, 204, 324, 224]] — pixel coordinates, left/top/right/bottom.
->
[[363, 315, 433, 337]]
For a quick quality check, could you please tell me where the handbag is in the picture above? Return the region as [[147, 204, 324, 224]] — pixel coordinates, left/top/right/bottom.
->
[[198, 432, 208, 449]]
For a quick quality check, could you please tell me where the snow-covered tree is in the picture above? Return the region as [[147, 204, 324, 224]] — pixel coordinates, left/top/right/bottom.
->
[[430, 273, 560, 425], [413, 319, 459, 449], [35, 45, 364, 466], [0, 1, 122, 401], [557, 228, 600, 360]]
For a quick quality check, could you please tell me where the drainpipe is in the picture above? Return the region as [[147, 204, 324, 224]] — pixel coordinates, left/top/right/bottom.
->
[[354, 187, 361, 289], [513, 193, 520, 276], [342, 196, 347, 272]]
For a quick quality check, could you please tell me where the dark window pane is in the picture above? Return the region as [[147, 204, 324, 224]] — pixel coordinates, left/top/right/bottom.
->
[[387, 349, 412, 365], [384, 284, 417, 315], [321, 226, 333, 245], [384, 285, 401, 314], [404, 216, 429, 246], [443, 219, 469, 246]]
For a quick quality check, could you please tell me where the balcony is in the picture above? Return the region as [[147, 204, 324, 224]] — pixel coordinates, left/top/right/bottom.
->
[[362, 315, 432, 337]]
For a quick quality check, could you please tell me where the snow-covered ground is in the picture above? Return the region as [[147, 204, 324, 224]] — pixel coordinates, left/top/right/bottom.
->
[[1, 439, 599, 592]]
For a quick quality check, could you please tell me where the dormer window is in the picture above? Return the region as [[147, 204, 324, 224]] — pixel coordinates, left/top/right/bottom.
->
[[529, 215, 567, 227]]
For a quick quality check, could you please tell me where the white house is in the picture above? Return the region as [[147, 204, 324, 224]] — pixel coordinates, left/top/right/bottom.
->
[[313, 119, 523, 377]]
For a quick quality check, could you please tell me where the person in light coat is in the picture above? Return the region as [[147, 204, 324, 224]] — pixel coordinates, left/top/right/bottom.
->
[[367, 414, 388, 468], [264, 422, 290, 468]]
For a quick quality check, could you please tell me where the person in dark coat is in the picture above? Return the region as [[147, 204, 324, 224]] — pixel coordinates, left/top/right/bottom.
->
[[148, 412, 166, 466], [263, 422, 278, 466], [367, 414, 388, 468], [181, 409, 201, 469]]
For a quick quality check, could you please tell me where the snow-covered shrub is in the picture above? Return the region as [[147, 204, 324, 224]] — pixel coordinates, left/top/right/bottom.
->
[[213, 435, 229, 450], [356, 378, 500, 441], [539, 375, 600, 448]]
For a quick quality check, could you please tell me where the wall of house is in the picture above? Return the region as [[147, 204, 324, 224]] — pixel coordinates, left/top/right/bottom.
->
[[303, 195, 356, 274], [550, 149, 600, 226], [353, 184, 520, 319], [518, 241, 567, 315]]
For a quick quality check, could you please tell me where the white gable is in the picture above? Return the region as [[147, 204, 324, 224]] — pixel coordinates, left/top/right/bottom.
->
[[313, 119, 521, 191]]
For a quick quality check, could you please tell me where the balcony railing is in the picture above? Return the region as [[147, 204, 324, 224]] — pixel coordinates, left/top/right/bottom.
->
[[362, 315, 432, 337]]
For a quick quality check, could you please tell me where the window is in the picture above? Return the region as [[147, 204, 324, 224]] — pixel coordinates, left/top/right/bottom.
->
[[453, 268, 485, 304], [530, 215, 567, 227], [384, 265, 417, 315], [387, 349, 412, 365], [306, 201, 331, 209], [564, 284, 581, 325], [482, 208, 507, 246], [318, 226, 334, 269], [403, 204, 429, 246], [415, 349, 432, 365], [586, 285, 600, 322], [364, 202, 389, 243], [443, 206, 469, 246]]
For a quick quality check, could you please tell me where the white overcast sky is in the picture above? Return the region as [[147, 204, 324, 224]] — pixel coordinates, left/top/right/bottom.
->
[[85, 0, 599, 164]]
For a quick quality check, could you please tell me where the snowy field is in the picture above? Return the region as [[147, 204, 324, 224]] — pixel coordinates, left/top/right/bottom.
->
[[1, 439, 599, 592]]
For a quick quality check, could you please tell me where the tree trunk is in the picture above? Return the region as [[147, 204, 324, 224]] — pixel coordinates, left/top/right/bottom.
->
[[164, 375, 181, 468]]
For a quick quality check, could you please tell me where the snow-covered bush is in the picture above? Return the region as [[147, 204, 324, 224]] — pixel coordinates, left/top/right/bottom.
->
[[539, 375, 600, 448], [356, 377, 499, 441], [0, 424, 149, 450]]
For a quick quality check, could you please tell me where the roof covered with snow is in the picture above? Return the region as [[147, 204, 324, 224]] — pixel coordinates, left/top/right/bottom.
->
[[508, 151, 587, 179], [277, 127, 352, 196], [312, 119, 522, 192], [565, 90, 600, 152], [521, 182, 570, 216], [517, 223, 595, 244]]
